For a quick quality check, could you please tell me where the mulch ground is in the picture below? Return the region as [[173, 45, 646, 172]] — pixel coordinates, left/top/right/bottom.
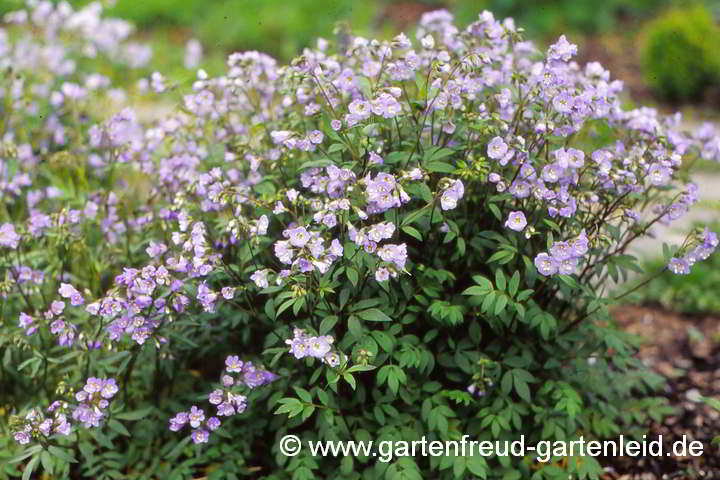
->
[[601, 305, 720, 479]]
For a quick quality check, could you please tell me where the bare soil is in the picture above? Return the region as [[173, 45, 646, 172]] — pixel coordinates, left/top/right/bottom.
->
[[603, 306, 720, 479]]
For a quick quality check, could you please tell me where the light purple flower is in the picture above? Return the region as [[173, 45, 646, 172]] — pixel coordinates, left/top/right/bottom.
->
[[548, 35, 577, 62], [324, 351, 341, 367], [169, 412, 189, 431], [101, 379, 118, 399], [250, 269, 270, 288], [668, 257, 690, 275], [216, 402, 235, 416], [287, 227, 310, 248], [225, 355, 243, 372], [534, 253, 559, 276], [209, 389, 224, 405], [487, 137, 508, 160], [504, 211, 527, 232], [570, 232, 589, 257], [308, 336, 333, 358], [440, 180, 464, 210], [0, 223, 20, 249], [541, 164, 563, 183], [549, 241, 573, 261], [375, 267, 391, 282], [191, 429, 209, 444], [648, 164, 671, 186], [377, 243, 408, 269], [558, 258, 578, 275], [146, 241, 168, 258], [13, 431, 30, 445], [206, 417, 221, 431], [188, 406, 205, 428]]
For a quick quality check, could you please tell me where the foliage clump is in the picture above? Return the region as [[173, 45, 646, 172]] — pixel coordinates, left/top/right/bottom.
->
[[1, 3, 720, 480]]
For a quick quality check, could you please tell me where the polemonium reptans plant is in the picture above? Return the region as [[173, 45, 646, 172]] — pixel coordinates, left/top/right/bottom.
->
[[2, 3, 720, 479]]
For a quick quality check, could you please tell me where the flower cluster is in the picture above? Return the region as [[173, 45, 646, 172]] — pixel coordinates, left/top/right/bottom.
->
[[12, 406, 71, 445], [668, 228, 719, 275], [11, 377, 117, 444], [285, 329, 345, 367], [534, 232, 589, 276], [168, 406, 220, 444], [274, 226, 344, 275], [72, 377, 119, 428], [169, 355, 276, 443]]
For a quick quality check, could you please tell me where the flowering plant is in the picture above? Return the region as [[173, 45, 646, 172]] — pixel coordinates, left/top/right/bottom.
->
[[2, 3, 719, 479]]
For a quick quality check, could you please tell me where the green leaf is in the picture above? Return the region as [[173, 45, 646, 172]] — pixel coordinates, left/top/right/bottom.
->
[[462, 285, 491, 296], [481, 290, 496, 313], [426, 161, 456, 173], [349, 298, 382, 311], [347, 315, 364, 337], [343, 373, 357, 390], [493, 294, 508, 316], [426, 147, 455, 162], [8, 445, 42, 464], [47, 446, 77, 463], [402, 205, 431, 227], [114, 406, 153, 421], [472, 275, 493, 290], [327, 143, 347, 153], [346, 364, 376, 373], [40, 450, 53, 475], [501, 371, 513, 395], [508, 271, 520, 297], [488, 203, 502, 221], [276, 298, 295, 318], [466, 454, 488, 478], [402, 225, 423, 241], [340, 455, 354, 475], [108, 419, 131, 437], [319, 315, 339, 335], [356, 308, 392, 322], [299, 158, 334, 169], [165, 436, 191, 460], [514, 375, 531, 402], [346, 267, 359, 287], [293, 386, 312, 403], [487, 249, 514, 264], [495, 269, 506, 291], [556, 274, 577, 289], [371, 330, 394, 352], [22, 455, 39, 480]]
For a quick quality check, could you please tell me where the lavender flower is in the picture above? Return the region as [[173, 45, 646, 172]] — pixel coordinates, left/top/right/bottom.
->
[[668, 257, 690, 275], [549, 241, 573, 261], [487, 137, 508, 160], [225, 355, 243, 372], [504, 211, 527, 232], [534, 253, 559, 276], [287, 227, 310, 248], [191, 429, 209, 444], [440, 180, 464, 210], [0, 223, 20, 249]]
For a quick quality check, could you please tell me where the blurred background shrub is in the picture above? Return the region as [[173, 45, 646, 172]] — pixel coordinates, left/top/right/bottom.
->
[[641, 3, 720, 102]]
